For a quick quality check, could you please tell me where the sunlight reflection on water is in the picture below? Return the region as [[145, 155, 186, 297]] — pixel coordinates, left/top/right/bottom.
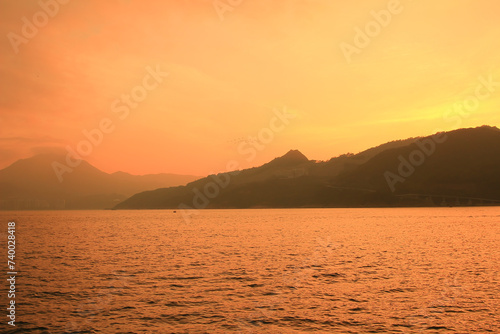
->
[[1, 207, 499, 333]]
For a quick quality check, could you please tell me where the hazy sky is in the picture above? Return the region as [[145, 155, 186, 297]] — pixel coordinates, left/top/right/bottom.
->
[[1, 0, 499, 175]]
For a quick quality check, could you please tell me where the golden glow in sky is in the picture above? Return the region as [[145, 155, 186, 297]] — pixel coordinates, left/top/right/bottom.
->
[[1, 0, 499, 175]]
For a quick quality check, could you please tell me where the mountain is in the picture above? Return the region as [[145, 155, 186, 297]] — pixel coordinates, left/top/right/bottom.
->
[[264, 149, 309, 167], [331, 126, 500, 205], [0, 154, 200, 210], [115, 126, 500, 209]]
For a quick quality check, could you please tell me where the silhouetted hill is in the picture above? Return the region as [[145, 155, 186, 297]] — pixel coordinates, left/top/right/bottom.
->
[[264, 149, 309, 168], [332, 126, 500, 204], [115, 126, 500, 209], [0, 154, 200, 210]]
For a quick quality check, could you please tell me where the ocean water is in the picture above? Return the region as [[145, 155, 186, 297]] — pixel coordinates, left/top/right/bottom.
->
[[0, 208, 499, 333]]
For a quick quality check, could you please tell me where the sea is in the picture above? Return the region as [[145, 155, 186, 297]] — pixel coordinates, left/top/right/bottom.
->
[[0, 208, 498, 333]]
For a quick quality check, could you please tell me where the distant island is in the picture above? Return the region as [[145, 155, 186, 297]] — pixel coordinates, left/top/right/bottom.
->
[[114, 126, 500, 210], [0, 154, 200, 210]]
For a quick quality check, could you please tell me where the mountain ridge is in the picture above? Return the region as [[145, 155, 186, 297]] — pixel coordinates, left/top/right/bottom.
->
[[0, 154, 201, 210], [3, 126, 499, 210], [115, 125, 500, 209]]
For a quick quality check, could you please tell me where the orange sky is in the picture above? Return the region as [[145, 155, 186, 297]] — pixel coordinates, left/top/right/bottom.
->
[[1, 0, 499, 176]]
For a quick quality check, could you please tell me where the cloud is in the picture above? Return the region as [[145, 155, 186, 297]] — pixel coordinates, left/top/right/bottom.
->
[[0, 136, 65, 169]]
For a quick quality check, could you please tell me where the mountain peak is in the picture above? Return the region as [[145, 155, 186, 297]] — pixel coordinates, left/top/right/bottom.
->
[[280, 149, 308, 161], [263, 150, 309, 168]]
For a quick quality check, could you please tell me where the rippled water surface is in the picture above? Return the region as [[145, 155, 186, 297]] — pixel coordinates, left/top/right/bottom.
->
[[1, 208, 499, 333]]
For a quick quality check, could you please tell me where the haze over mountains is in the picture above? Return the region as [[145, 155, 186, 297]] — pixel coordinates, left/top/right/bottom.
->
[[3, 126, 500, 210], [0, 154, 200, 210], [115, 126, 500, 210]]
